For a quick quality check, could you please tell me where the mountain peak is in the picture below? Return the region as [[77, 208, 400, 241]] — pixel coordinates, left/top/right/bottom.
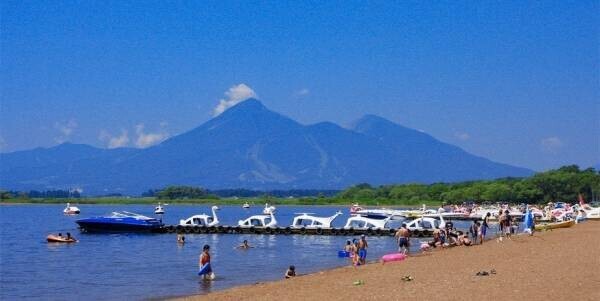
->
[[226, 98, 265, 113]]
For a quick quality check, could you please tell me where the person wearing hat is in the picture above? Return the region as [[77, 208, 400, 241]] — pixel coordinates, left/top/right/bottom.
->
[[357, 235, 368, 265]]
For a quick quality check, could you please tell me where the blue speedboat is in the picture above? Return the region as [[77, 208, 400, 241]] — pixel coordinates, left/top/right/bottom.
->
[[76, 211, 163, 232]]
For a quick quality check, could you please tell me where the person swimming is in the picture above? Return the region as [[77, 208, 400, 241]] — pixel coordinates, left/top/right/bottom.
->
[[177, 234, 185, 244], [237, 239, 252, 249]]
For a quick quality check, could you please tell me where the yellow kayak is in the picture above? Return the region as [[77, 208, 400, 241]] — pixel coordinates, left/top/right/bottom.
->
[[535, 220, 575, 231]]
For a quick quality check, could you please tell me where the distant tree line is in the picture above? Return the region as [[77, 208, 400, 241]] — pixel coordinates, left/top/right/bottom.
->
[[142, 187, 339, 198], [337, 165, 600, 205], [0, 189, 81, 199]]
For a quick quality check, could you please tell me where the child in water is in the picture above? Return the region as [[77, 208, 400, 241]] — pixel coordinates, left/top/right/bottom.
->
[[285, 265, 296, 279], [198, 244, 213, 280]]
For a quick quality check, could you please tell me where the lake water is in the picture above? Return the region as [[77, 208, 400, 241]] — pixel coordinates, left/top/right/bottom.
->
[[0, 204, 478, 300]]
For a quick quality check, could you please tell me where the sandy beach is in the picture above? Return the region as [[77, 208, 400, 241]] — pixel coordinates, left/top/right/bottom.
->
[[175, 222, 600, 301]]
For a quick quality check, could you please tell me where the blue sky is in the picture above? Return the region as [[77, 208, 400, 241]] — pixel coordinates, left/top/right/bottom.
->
[[1, 1, 598, 171]]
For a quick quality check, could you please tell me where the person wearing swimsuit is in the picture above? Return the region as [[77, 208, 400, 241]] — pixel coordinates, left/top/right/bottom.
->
[[199, 244, 212, 279], [481, 212, 490, 244], [395, 223, 411, 254], [358, 235, 368, 265]]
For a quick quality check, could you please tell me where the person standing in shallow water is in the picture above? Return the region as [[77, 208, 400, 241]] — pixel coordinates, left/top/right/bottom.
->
[[198, 244, 212, 280], [395, 223, 411, 254], [357, 235, 368, 265], [480, 212, 490, 244]]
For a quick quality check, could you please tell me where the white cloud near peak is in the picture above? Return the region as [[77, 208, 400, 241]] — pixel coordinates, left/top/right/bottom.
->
[[212, 83, 257, 116], [135, 123, 169, 148], [99, 129, 130, 149], [540, 136, 563, 153], [54, 119, 78, 143]]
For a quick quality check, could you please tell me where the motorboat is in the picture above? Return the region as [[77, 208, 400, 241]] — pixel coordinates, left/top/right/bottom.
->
[[238, 211, 277, 228], [154, 202, 165, 215], [290, 211, 342, 229], [404, 215, 446, 232], [63, 203, 81, 215], [242, 202, 250, 209], [263, 203, 276, 214], [343, 215, 390, 229], [76, 211, 163, 232], [353, 208, 406, 220], [179, 206, 220, 227]]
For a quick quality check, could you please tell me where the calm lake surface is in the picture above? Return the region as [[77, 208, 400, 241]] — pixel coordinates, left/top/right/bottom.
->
[[0, 204, 477, 300]]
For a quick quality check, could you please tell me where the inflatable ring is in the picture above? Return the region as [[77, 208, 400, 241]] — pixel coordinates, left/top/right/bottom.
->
[[193, 226, 201, 234], [184, 226, 193, 234], [299, 227, 307, 235], [347, 228, 355, 236], [315, 228, 324, 235], [339, 228, 347, 236], [275, 227, 283, 234], [234, 226, 242, 234], [264, 227, 273, 235], [417, 230, 425, 238], [166, 225, 175, 233], [330, 228, 338, 235], [284, 227, 292, 235], [366, 228, 374, 235], [206, 226, 215, 233], [217, 226, 224, 233], [223, 226, 231, 234], [375, 228, 382, 236], [248, 227, 256, 234], [175, 225, 184, 233]]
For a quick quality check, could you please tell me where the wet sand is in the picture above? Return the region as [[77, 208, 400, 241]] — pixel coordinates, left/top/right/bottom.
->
[[175, 222, 600, 301]]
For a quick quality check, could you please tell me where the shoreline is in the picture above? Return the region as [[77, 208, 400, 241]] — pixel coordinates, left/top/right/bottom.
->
[[173, 222, 600, 301]]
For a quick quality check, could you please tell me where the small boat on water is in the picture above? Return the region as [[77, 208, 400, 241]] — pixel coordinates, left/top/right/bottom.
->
[[242, 202, 250, 209], [47, 234, 77, 243], [179, 206, 220, 227], [63, 203, 81, 215], [238, 211, 277, 228], [343, 215, 390, 229], [534, 219, 575, 231], [76, 211, 163, 232], [290, 211, 342, 229], [154, 202, 165, 215]]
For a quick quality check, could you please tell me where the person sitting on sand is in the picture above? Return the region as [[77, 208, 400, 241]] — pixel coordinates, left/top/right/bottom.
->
[[458, 232, 472, 246], [357, 235, 368, 265], [285, 265, 296, 279], [237, 239, 252, 249], [395, 223, 411, 254]]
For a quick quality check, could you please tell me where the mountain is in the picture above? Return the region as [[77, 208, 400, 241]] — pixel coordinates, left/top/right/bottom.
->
[[0, 99, 532, 194]]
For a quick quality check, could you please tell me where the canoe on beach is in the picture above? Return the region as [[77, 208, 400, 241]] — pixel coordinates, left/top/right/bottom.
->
[[534, 220, 575, 231]]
